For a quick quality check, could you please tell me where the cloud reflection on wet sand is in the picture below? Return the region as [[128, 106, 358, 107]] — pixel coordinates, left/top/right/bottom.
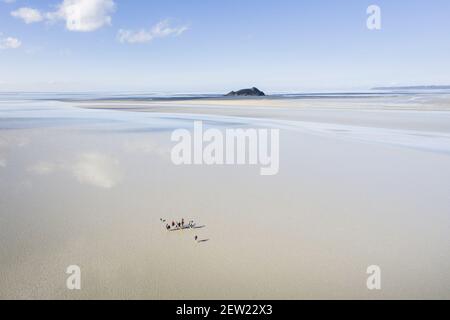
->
[[27, 153, 122, 189]]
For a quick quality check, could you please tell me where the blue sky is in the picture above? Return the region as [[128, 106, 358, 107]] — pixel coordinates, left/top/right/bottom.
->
[[1, 0, 450, 92]]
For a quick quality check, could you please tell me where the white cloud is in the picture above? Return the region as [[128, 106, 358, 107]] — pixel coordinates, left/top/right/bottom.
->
[[0, 36, 21, 49], [11, 7, 44, 24], [28, 153, 122, 189], [0, 135, 30, 167], [2, 0, 17, 4], [118, 20, 189, 44], [11, 0, 116, 32], [27, 162, 58, 175], [47, 0, 116, 32], [123, 139, 171, 158], [71, 153, 121, 189]]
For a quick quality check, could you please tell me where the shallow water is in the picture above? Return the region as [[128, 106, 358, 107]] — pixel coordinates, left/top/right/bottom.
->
[[1, 94, 449, 299]]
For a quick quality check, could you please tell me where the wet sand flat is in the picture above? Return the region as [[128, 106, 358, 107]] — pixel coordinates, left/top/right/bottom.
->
[[1, 94, 450, 299]]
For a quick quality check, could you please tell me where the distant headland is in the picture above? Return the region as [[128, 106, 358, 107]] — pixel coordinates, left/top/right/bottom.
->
[[225, 87, 266, 97]]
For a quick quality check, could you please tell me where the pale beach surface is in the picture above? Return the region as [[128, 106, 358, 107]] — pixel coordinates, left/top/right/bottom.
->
[[1, 92, 449, 299]]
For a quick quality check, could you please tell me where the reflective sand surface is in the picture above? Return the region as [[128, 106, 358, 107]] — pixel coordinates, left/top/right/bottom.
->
[[1, 93, 449, 299]]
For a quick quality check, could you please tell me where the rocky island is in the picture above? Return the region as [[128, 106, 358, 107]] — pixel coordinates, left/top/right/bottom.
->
[[225, 87, 266, 97]]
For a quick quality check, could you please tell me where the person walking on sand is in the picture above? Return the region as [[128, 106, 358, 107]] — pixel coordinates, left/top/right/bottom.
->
[[195, 236, 198, 242]]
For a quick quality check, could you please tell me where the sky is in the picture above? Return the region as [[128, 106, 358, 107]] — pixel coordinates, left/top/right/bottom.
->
[[0, 0, 450, 92]]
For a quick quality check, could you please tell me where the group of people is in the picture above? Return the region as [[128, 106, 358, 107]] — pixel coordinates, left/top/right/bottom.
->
[[163, 218, 195, 231], [161, 218, 202, 243]]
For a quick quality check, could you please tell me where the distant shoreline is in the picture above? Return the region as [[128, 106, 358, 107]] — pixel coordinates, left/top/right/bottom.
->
[[2, 89, 450, 104], [372, 85, 450, 90], [53, 90, 450, 104]]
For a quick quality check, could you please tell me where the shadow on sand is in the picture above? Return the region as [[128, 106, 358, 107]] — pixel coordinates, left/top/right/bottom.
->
[[169, 225, 206, 232]]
